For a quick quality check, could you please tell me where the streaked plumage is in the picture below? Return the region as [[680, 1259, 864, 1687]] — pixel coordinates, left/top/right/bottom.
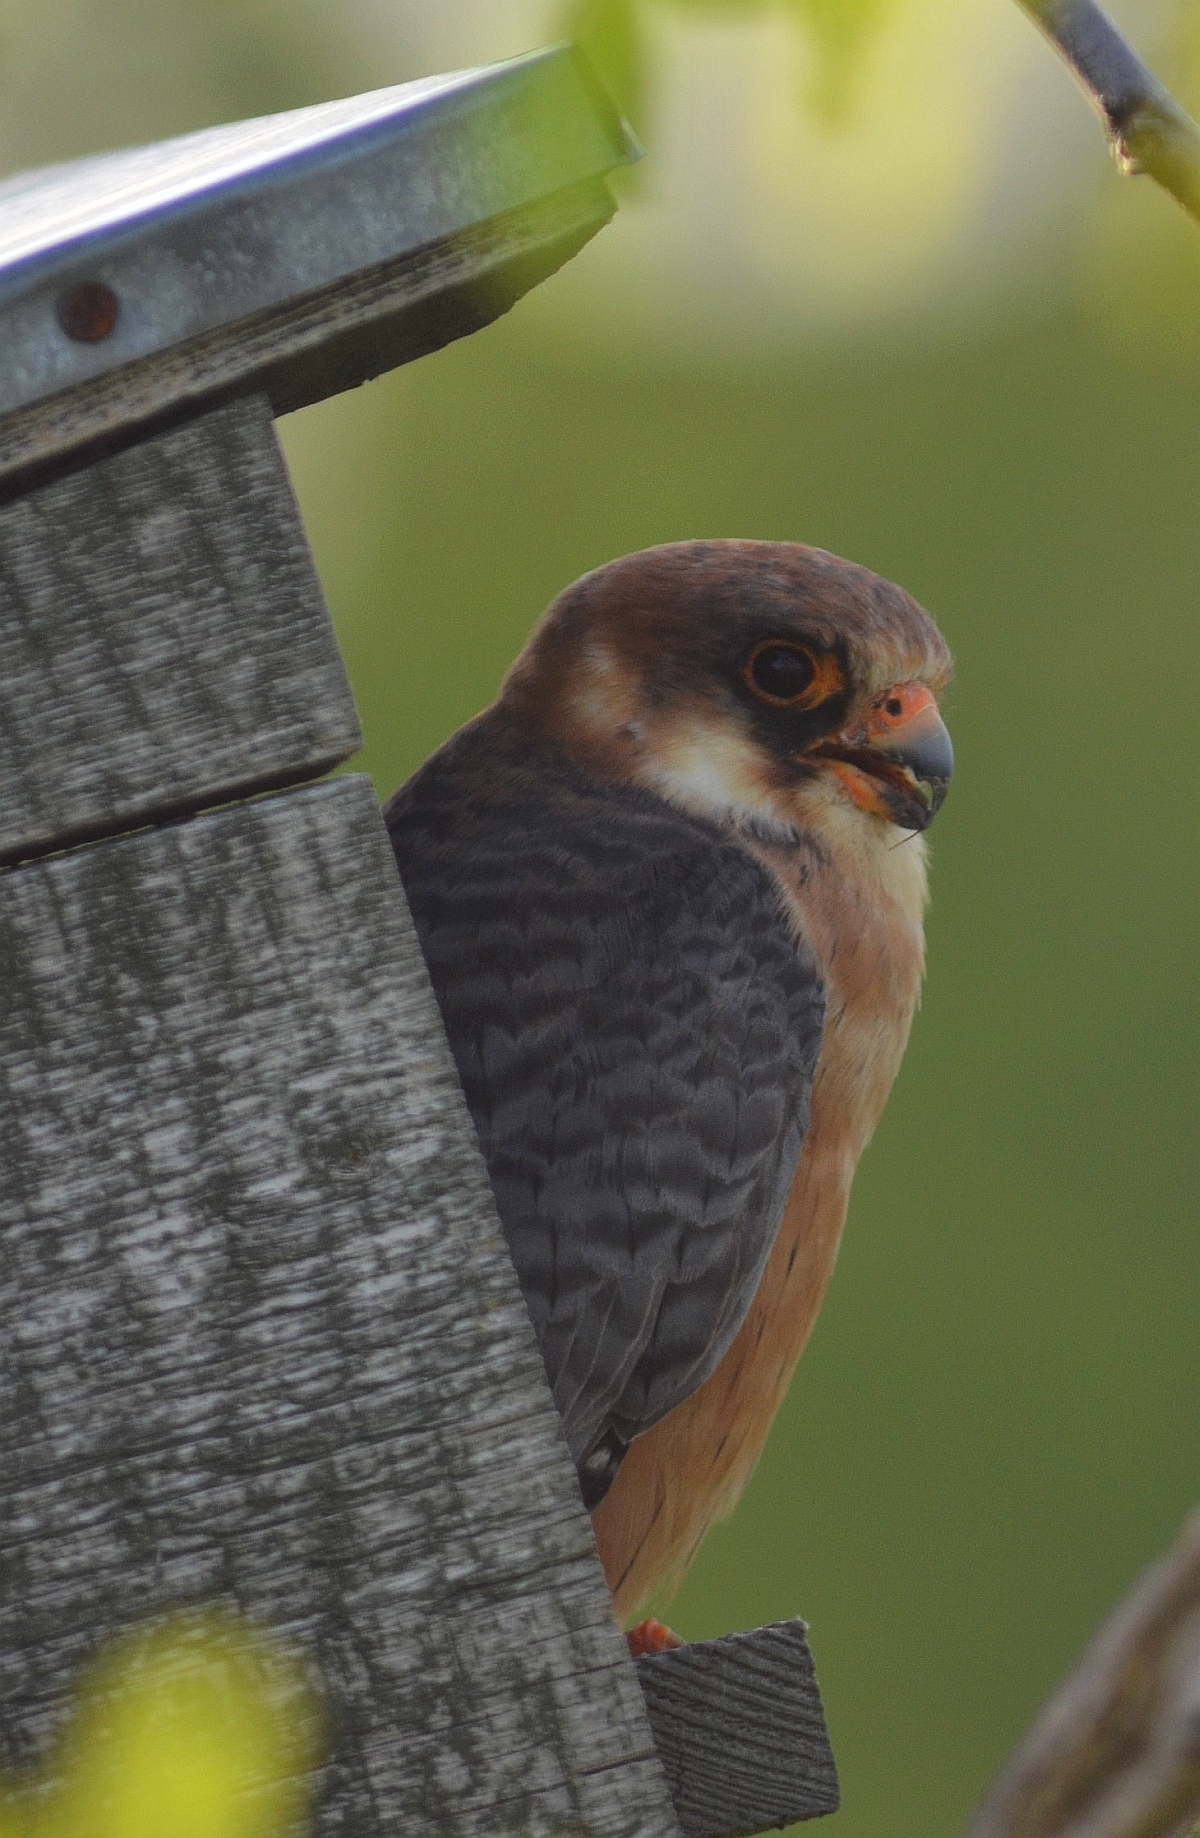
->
[[386, 540, 952, 1621]]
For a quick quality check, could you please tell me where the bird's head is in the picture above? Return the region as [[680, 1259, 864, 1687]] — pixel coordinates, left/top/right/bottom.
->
[[500, 541, 953, 848]]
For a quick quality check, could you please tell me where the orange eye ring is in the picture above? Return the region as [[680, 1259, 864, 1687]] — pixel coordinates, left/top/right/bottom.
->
[[743, 641, 842, 711]]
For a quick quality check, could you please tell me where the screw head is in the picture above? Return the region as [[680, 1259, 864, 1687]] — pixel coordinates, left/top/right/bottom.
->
[[56, 281, 119, 343]]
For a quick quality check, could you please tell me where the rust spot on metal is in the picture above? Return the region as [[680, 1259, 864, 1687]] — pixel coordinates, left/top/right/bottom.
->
[[56, 281, 119, 343]]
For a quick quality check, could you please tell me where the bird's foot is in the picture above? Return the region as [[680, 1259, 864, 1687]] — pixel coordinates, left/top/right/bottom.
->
[[626, 1618, 684, 1658]]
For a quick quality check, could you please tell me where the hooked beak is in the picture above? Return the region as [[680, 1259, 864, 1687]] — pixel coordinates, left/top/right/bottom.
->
[[805, 682, 953, 832]]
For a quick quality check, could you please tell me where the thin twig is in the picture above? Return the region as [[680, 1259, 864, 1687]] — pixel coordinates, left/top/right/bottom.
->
[[1016, 0, 1200, 225], [964, 1506, 1200, 1838]]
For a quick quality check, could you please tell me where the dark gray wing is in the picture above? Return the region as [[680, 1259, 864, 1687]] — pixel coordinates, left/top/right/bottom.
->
[[385, 720, 825, 1498]]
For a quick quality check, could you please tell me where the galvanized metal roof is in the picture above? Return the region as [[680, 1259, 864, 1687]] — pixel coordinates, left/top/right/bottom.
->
[[0, 46, 635, 477]]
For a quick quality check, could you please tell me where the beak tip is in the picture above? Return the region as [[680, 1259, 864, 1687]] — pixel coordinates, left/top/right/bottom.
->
[[894, 713, 953, 815]]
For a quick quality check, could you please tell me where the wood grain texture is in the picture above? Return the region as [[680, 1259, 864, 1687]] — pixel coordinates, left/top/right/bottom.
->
[[635, 1622, 839, 1836], [0, 774, 679, 1838], [0, 179, 614, 495], [965, 1505, 1200, 1838], [0, 393, 360, 866]]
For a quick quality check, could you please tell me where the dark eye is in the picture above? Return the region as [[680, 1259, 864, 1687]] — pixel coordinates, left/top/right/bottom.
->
[[738, 643, 823, 705]]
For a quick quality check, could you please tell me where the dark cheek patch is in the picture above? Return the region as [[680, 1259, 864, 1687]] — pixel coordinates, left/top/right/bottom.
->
[[747, 689, 852, 763]]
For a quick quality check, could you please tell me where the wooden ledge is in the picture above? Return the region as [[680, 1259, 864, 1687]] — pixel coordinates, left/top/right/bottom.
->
[[634, 1620, 840, 1837]]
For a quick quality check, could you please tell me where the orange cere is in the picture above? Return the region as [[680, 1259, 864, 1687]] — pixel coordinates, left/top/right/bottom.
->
[[862, 680, 939, 744]]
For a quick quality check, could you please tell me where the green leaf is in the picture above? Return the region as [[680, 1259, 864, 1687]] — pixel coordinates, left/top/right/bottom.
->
[[558, 0, 901, 130], [0, 1614, 323, 1838]]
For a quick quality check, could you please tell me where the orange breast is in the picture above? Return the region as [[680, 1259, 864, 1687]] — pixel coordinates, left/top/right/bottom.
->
[[591, 842, 925, 1623]]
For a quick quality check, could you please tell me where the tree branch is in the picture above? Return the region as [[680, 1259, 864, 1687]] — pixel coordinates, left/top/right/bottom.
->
[[965, 1506, 1200, 1838], [1016, 0, 1200, 225]]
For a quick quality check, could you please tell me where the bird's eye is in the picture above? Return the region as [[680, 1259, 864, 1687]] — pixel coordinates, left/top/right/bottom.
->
[[744, 641, 837, 710]]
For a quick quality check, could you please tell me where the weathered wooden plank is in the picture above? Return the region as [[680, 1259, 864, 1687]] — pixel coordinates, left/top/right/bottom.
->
[[0, 773, 679, 1838], [0, 46, 633, 489], [0, 393, 360, 866], [635, 1623, 839, 1836]]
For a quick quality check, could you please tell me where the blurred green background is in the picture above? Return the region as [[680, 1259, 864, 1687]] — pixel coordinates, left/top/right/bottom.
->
[[6, 1, 1200, 1834]]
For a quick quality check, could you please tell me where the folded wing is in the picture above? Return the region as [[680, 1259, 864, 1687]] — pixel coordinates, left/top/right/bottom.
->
[[386, 724, 826, 1504]]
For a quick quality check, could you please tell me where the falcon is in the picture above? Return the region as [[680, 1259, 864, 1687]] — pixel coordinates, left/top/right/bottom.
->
[[385, 540, 953, 1627]]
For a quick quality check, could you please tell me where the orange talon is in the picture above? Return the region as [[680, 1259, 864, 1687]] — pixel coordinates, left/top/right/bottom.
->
[[626, 1618, 685, 1658]]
